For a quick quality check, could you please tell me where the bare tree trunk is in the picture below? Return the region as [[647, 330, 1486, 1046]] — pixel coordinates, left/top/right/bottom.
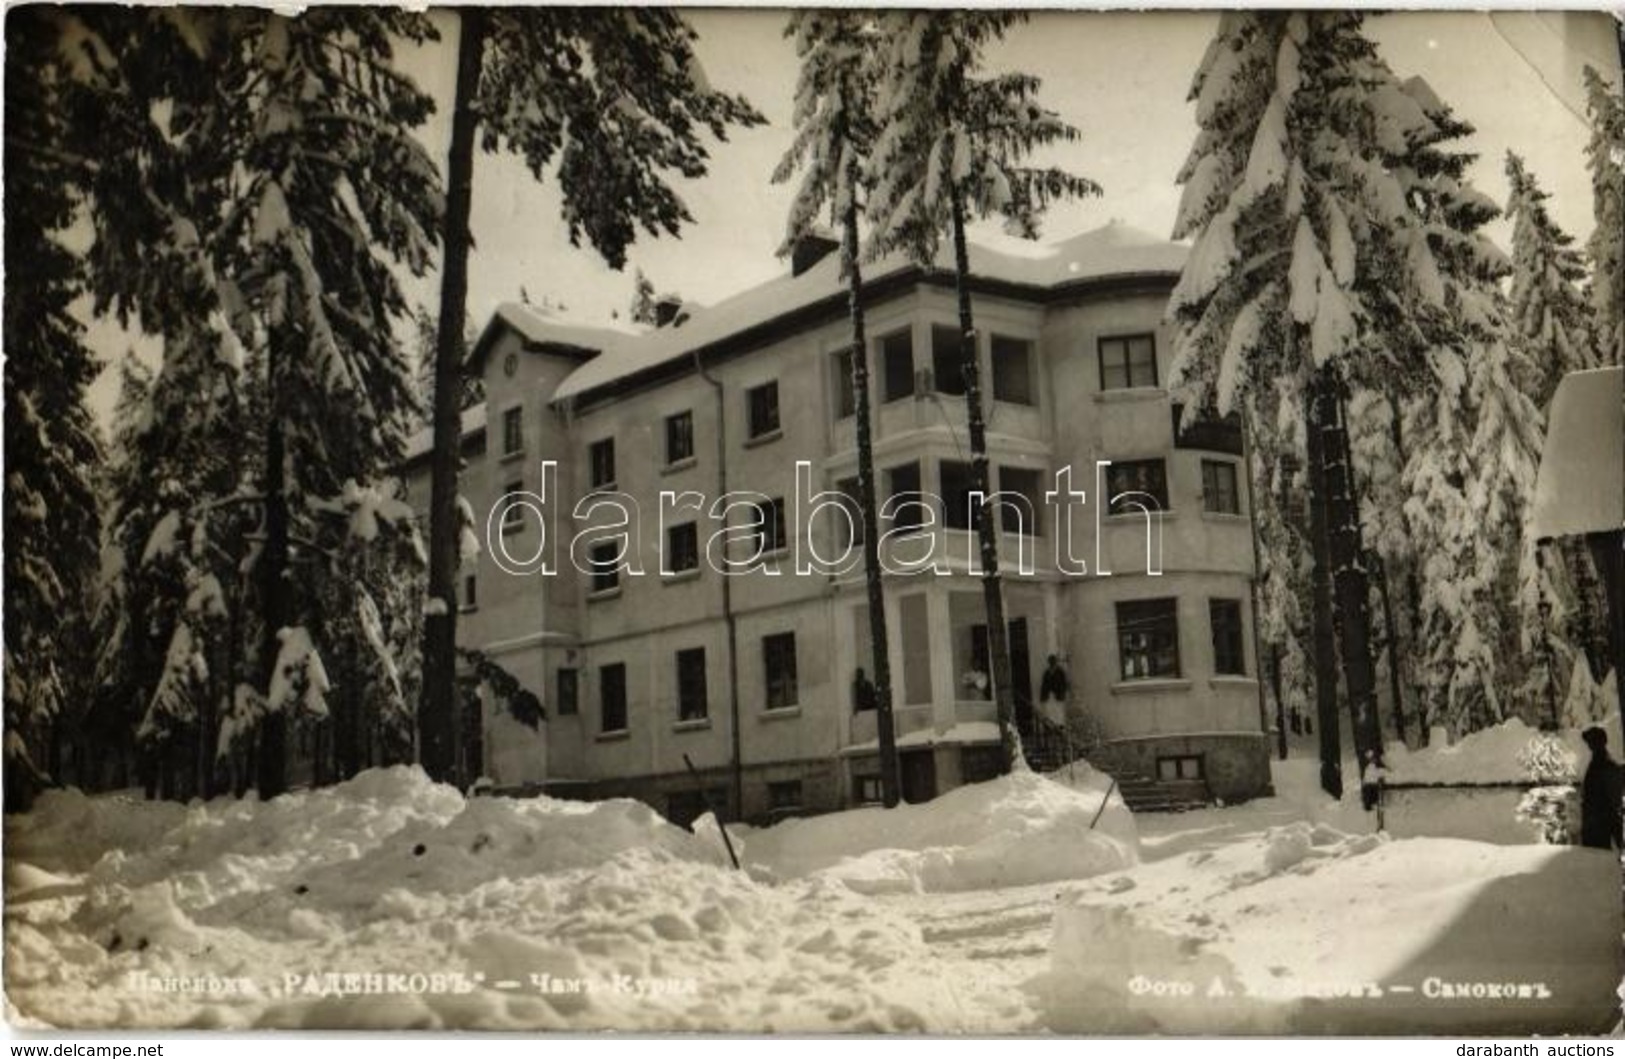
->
[[420, 9, 486, 782], [950, 189, 1018, 772], [1316, 371, 1383, 773], [1269, 646, 1288, 759], [1242, 412, 1279, 758], [335, 631, 361, 781], [1377, 563, 1408, 747], [842, 192, 901, 808], [1305, 381, 1342, 799], [257, 343, 290, 800]]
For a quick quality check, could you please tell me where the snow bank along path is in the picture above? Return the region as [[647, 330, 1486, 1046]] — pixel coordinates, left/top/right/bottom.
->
[[720, 762, 1137, 894], [3, 764, 1130, 1031]]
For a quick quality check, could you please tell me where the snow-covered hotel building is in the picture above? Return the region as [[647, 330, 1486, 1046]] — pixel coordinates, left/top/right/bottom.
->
[[399, 222, 1270, 822]]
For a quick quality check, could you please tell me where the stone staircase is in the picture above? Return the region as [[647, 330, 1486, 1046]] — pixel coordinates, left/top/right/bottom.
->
[[1021, 713, 1213, 813], [1021, 718, 1075, 774], [1109, 774, 1211, 813]]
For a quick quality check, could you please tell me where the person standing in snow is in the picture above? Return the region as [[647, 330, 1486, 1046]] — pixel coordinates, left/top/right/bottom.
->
[[1579, 726, 1624, 851], [1038, 655, 1070, 727], [851, 668, 877, 713]]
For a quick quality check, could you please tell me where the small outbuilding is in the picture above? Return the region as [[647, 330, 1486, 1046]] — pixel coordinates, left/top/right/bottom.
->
[[1530, 366, 1624, 739]]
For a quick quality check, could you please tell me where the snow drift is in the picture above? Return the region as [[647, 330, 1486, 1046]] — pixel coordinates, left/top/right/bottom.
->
[[1039, 822, 1622, 1035], [1382, 710, 1622, 786], [728, 764, 1138, 894], [3, 768, 972, 1032]]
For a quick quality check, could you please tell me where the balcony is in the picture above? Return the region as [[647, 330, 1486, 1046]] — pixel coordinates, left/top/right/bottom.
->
[[1170, 403, 1244, 455]]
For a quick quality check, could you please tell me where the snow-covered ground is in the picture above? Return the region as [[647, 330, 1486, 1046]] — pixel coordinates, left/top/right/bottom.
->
[[4, 742, 1621, 1034]]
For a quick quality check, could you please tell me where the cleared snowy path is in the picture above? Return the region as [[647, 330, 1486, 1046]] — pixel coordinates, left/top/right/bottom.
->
[[868, 804, 1312, 1032]]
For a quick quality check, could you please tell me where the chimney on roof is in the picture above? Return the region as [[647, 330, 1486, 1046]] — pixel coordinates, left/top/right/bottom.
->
[[654, 295, 685, 328], [791, 230, 840, 277]]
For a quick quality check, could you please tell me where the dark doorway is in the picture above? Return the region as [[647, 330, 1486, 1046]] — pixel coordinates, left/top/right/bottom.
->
[[975, 617, 1035, 736], [900, 749, 936, 803], [1008, 617, 1033, 737]]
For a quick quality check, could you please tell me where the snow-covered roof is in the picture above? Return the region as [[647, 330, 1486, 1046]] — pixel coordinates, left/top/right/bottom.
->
[[1530, 365, 1623, 540], [553, 221, 1187, 402], [402, 404, 487, 464], [467, 302, 644, 374]]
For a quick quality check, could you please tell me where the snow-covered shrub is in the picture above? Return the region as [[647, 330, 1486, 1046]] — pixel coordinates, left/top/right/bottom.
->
[[1515, 733, 1578, 844], [1517, 785, 1578, 845], [1517, 731, 1578, 783]]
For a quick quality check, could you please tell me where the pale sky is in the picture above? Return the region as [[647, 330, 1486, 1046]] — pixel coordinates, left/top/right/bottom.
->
[[81, 9, 1623, 426]]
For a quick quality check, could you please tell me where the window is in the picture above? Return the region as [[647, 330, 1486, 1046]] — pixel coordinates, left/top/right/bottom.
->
[[763, 632, 798, 711], [939, 460, 976, 531], [879, 329, 914, 403], [599, 662, 627, 733], [1157, 755, 1205, 781], [961, 746, 1004, 785], [502, 479, 525, 534], [1202, 459, 1241, 515], [589, 438, 616, 490], [667, 521, 700, 574], [747, 381, 780, 439], [1099, 333, 1158, 390], [502, 406, 523, 456], [589, 539, 621, 594], [887, 462, 924, 532], [1116, 598, 1180, 680], [833, 349, 856, 419], [854, 774, 883, 804], [1210, 599, 1246, 676], [768, 780, 803, 814], [676, 647, 708, 722], [931, 323, 967, 396], [998, 466, 1044, 536], [1105, 459, 1170, 514], [666, 411, 694, 465], [991, 335, 1035, 404], [556, 668, 579, 716], [462, 574, 478, 610], [753, 496, 787, 555]]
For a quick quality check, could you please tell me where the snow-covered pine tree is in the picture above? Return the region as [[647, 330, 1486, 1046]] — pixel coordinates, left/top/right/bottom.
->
[[411, 308, 483, 426], [773, 9, 901, 807], [64, 8, 441, 797], [1575, 60, 1625, 734], [3, 11, 107, 807], [629, 269, 659, 326], [419, 9, 764, 790], [1375, 75, 1553, 739], [95, 309, 259, 798], [307, 481, 425, 778], [867, 10, 1101, 772], [1167, 13, 1459, 781], [233, 10, 439, 797], [1506, 153, 1598, 403], [1172, 13, 1349, 786], [1583, 66, 1624, 368], [1249, 377, 1318, 753]]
